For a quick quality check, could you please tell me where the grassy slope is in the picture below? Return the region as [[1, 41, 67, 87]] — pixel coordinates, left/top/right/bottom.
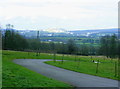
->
[[45, 56, 119, 80], [2, 50, 72, 88]]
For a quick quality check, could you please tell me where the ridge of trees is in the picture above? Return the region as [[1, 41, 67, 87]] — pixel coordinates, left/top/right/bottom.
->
[[2, 29, 119, 58]]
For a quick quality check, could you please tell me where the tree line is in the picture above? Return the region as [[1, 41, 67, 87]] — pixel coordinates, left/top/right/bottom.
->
[[2, 29, 119, 58], [99, 35, 119, 58]]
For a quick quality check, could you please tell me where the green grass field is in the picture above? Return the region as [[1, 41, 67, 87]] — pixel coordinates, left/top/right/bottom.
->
[[2, 50, 119, 88], [45, 55, 119, 80], [2, 50, 72, 88]]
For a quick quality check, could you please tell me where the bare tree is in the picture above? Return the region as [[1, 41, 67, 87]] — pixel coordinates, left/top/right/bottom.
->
[[36, 30, 40, 56]]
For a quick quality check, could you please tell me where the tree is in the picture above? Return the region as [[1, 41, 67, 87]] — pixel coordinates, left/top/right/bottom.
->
[[3, 30, 28, 51], [67, 39, 77, 54], [36, 31, 41, 56], [99, 35, 118, 58], [109, 34, 117, 58], [99, 35, 110, 58], [80, 44, 89, 56]]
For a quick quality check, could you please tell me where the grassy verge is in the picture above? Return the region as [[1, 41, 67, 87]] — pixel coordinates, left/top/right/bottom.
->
[[2, 50, 72, 88], [45, 58, 119, 80]]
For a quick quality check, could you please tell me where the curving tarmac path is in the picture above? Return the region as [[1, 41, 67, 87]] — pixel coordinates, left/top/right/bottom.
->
[[13, 59, 119, 88]]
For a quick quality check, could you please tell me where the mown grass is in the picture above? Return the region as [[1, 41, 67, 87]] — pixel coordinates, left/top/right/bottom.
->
[[2, 50, 72, 88], [45, 55, 119, 80], [2, 50, 119, 88]]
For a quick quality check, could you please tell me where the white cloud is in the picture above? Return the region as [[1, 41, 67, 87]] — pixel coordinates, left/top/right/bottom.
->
[[0, 0, 118, 30]]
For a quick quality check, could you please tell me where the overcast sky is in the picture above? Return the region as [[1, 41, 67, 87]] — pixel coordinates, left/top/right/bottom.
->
[[0, 0, 119, 30]]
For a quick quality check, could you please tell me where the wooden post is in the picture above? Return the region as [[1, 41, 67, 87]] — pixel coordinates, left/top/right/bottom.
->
[[28, 50, 29, 55], [36, 49, 39, 56], [77, 58, 80, 68], [75, 55, 76, 61], [38, 50, 41, 56], [96, 60, 99, 74], [91, 56, 92, 59], [61, 54, 64, 64], [114, 61, 117, 77], [53, 52, 56, 63]]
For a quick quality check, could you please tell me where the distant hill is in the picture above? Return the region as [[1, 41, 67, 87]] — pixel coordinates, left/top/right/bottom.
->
[[1, 28, 118, 38], [69, 28, 118, 33], [69, 28, 118, 37]]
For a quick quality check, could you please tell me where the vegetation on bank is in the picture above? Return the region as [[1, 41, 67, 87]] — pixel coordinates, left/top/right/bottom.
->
[[2, 50, 72, 88]]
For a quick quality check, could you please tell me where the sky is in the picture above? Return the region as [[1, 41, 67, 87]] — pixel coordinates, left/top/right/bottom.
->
[[0, 0, 119, 31]]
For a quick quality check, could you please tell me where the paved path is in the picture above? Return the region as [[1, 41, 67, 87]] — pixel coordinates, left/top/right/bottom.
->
[[13, 59, 118, 88]]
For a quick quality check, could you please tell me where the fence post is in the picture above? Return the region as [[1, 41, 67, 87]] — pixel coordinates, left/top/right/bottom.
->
[[77, 58, 80, 68], [75, 55, 77, 61], [53, 52, 56, 63], [91, 56, 92, 59], [96, 60, 99, 74], [114, 61, 117, 77], [61, 54, 64, 64]]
